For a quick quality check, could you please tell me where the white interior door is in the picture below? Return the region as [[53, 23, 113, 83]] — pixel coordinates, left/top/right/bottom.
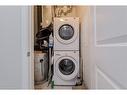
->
[[0, 6, 34, 89], [89, 6, 127, 89]]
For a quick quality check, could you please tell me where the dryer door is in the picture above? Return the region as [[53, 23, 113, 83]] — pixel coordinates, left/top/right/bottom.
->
[[56, 24, 78, 44], [56, 56, 79, 80], [59, 24, 74, 40]]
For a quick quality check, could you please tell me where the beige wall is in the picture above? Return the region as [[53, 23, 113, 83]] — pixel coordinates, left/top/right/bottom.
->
[[54, 6, 77, 17], [75, 6, 91, 88], [42, 6, 52, 28]]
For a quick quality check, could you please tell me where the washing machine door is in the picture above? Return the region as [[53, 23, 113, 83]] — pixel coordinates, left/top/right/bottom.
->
[[56, 56, 79, 80], [56, 24, 78, 44]]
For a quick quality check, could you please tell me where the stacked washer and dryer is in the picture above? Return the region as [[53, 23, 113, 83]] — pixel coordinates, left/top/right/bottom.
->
[[53, 17, 80, 88]]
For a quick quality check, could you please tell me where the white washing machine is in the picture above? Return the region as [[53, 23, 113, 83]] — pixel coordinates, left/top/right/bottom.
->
[[54, 17, 79, 51], [53, 51, 79, 86]]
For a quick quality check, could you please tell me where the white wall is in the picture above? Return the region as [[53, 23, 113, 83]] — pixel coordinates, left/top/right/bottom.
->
[[0, 6, 32, 89]]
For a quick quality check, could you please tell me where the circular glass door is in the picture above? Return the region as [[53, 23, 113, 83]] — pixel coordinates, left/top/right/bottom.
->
[[59, 24, 74, 40], [59, 59, 75, 75]]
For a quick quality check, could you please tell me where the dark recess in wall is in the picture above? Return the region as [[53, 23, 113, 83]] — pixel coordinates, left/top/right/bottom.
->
[[37, 6, 42, 32]]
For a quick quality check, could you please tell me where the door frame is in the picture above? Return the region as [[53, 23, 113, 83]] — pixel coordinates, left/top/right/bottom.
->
[[21, 6, 34, 89]]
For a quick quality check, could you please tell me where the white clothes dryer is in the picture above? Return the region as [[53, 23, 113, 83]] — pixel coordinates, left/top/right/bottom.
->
[[54, 17, 79, 50]]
